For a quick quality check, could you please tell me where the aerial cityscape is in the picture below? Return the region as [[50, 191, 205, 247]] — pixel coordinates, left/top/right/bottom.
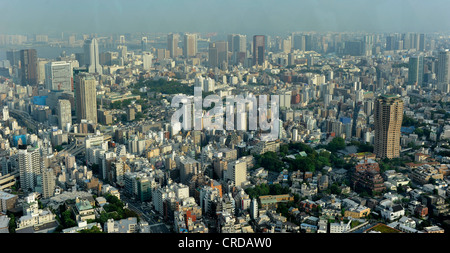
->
[[1, 1, 450, 242]]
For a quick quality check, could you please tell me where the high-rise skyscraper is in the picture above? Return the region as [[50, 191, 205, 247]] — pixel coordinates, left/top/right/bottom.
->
[[183, 33, 197, 58], [408, 55, 424, 85], [45, 61, 73, 91], [293, 34, 306, 51], [227, 159, 247, 188], [18, 146, 42, 192], [142, 52, 153, 70], [386, 35, 398, 51], [75, 73, 97, 123], [253, 35, 265, 66], [227, 34, 247, 54], [208, 41, 228, 69], [419, 34, 425, 52], [304, 34, 313, 51], [227, 34, 247, 65], [363, 35, 374, 56], [20, 49, 38, 86], [57, 99, 72, 131], [141, 37, 148, 51], [83, 38, 102, 74], [6, 49, 20, 66], [374, 94, 404, 159], [42, 168, 56, 199], [437, 49, 450, 92], [167, 33, 180, 58]]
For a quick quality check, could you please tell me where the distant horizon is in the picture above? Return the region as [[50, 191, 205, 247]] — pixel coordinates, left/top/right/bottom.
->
[[1, 0, 450, 35]]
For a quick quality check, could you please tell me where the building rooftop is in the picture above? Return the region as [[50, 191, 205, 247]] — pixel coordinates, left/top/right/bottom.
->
[[76, 199, 93, 211], [0, 191, 16, 200]]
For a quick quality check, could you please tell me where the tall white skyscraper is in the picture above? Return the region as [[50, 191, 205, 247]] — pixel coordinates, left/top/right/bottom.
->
[[18, 146, 42, 192], [45, 61, 73, 91], [437, 49, 450, 92], [183, 33, 197, 58], [42, 168, 56, 199], [250, 198, 259, 219], [142, 52, 153, 70], [227, 159, 247, 188], [2, 106, 9, 121], [83, 38, 103, 74], [58, 99, 72, 131], [167, 33, 180, 58]]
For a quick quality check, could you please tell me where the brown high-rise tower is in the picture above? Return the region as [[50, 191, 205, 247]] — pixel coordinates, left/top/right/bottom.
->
[[20, 49, 38, 86], [253, 35, 265, 66], [75, 73, 97, 124], [374, 94, 404, 159]]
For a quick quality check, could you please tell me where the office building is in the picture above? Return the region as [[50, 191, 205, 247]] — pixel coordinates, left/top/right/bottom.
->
[[0, 191, 18, 213], [83, 38, 103, 74], [293, 34, 306, 51], [167, 33, 180, 58], [57, 99, 72, 131], [374, 94, 404, 159], [18, 146, 42, 193], [253, 35, 265, 66], [75, 73, 98, 123], [183, 33, 197, 58], [6, 49, 20, 66], [363, 35, 374, 56], [20, 49, 38, 86], [437, 49, 450, 92], [228, 34, 247, 64], [234, 35, 247, 64], [45, 61, 73, 91], [226, 159, 247, 188], [142, 52, 153, 70], [386, 35, 398, 51], [419, 34, 425, 51], [179, 157, 200, 185], [141, 37, 148, 51], [42, 168, 56, 199], [208, 41, 228, 69], [304, 34, 313, 51], [408, 55, 424, 85]]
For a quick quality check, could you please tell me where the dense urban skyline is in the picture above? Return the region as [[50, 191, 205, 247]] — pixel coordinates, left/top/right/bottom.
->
[[1, 0, 450, 34], [1, 0, 450, 245]]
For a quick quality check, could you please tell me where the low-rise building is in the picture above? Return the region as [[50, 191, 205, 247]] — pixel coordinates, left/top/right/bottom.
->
[[74, 197, 95, 222], [0, 190, 18, 213], [104, 217, 149, 233], [0, 215, 9, 233], [380, 204, 405, 221], [330, 220, 351, 233], [344, 205, 371, 219], [410, 165, 443, 185], [16, 193, 57, 233], [62, 221, 102, 233], [423, 226, 444, 233], [259, 194, 294, 209]]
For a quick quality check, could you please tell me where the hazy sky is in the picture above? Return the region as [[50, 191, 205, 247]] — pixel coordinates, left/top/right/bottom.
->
[[1, 0, 449, 35]]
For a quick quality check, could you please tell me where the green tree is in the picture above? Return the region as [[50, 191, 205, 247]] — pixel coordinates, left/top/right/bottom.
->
[[254, 151, 285, 172], [330, 183, 342, 195], [326, 137, 346, 152], [54, 145, 64, 152], [61, 209, 77, 228], [8, 213, 16, 233], [279, 144, 289, 156]]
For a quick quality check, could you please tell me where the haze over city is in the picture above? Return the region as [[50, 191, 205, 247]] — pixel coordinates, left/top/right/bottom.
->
[[1, 0, 450, 34]]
